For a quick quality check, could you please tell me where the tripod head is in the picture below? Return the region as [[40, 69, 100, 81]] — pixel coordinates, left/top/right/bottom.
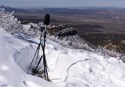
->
[[43, 14, 50, 25]]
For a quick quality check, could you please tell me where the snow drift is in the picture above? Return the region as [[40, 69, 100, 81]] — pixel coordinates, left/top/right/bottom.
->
[[0, 28, 54, 87]]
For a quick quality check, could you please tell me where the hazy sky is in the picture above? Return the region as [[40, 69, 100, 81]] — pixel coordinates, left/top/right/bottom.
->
[[1, 0, 125, 8]]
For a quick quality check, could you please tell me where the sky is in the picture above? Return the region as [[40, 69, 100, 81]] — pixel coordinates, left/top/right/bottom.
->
[[1, 0, 125, 8]]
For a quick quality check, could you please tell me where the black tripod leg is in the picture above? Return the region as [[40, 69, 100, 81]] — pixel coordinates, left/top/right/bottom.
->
[[33, 55, 43, 75], [28, 43, 40, 71], [35, 44, 41, 64]]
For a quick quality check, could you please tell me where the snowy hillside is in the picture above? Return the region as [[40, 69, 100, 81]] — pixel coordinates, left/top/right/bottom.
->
[[1, 9, 125, 87], [1, 26, 125, 87], [0, 28, 55, 87]]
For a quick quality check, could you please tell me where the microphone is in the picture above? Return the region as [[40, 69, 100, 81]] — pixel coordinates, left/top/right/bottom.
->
[[43, 14, 50, 25]]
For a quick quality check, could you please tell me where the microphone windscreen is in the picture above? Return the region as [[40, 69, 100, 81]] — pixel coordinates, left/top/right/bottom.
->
[[43, 14, 50, 25]]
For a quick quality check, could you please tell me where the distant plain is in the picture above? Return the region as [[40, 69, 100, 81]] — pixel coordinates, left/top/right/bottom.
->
[[13, 8, 125, 47]]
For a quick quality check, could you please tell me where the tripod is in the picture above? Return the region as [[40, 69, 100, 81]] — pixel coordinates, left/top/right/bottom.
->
[[29, 25, 49, 81]]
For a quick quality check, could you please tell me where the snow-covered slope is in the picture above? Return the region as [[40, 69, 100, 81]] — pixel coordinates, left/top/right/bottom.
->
[[1, 27, 125, 87], [0, 28, 54, 87], [46, 40, 125, 87], [1, 9, 125, 87]]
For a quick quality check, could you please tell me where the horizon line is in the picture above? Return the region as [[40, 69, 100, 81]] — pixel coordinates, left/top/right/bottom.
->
[[1, 4, 125, 9]]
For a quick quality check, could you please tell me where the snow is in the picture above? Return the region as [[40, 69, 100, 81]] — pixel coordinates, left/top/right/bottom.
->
[[46, 48, 125, 87], [0, 28, 55, 87], [1, 26, 125, 87]]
